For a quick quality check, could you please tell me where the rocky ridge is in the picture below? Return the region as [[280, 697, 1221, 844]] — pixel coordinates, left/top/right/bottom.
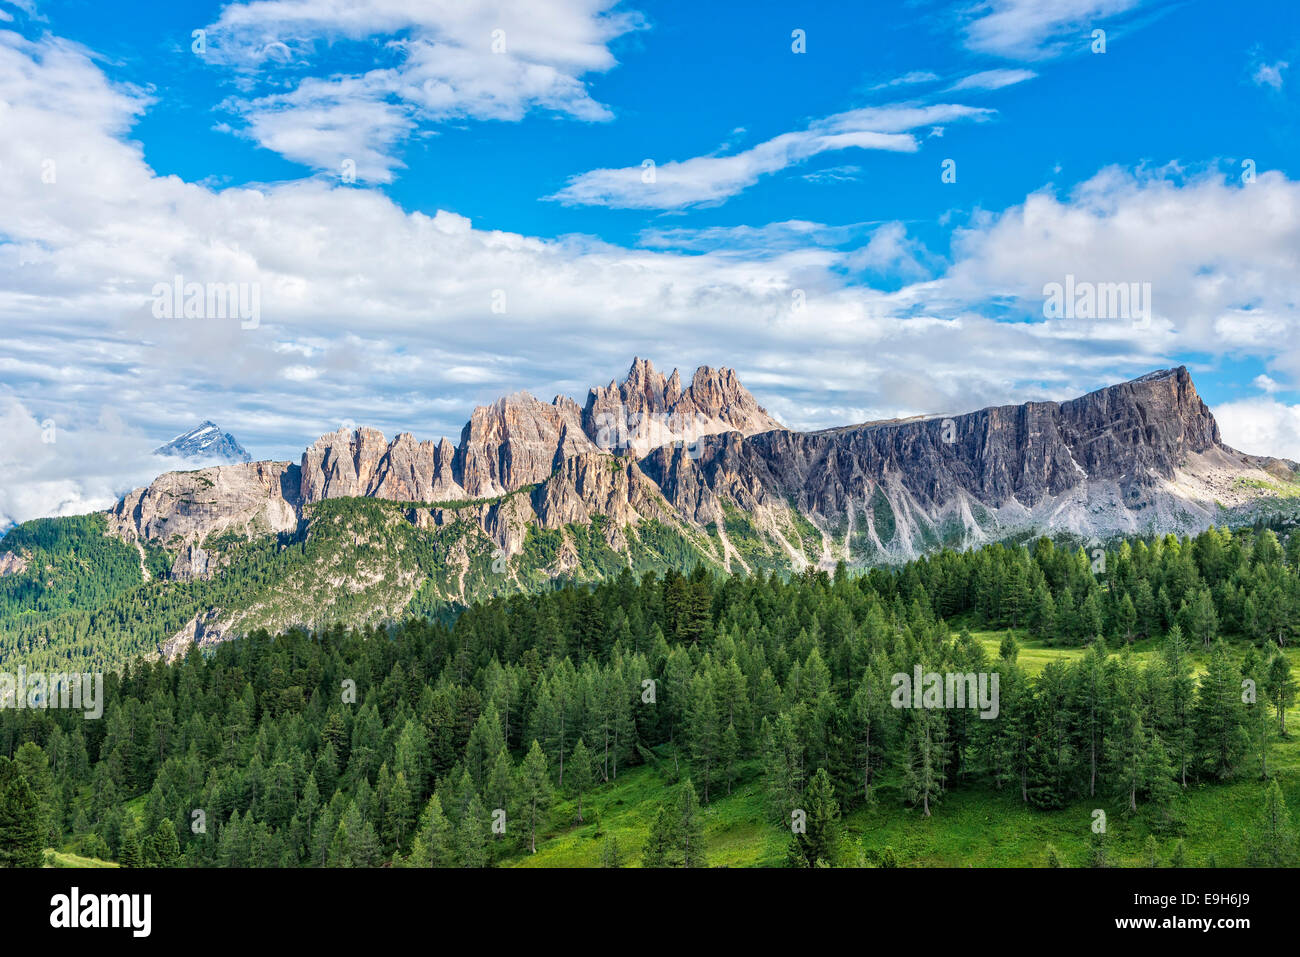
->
[[98, 361, 1300, 657]]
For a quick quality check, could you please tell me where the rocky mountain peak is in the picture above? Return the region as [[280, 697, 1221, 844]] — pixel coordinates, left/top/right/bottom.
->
[[582, 357, 784, 456], [154, 421, 251, 464]]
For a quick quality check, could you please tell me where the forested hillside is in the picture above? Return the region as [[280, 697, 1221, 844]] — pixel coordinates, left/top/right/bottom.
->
[[2, 524, 1300, 868], [0, 499, 717, 672]]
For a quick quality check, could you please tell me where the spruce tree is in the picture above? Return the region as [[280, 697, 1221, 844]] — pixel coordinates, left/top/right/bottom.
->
[[787, 768, 841, 867], [569, 739, 593, 823], [517, 740, 552, 854], [1194, 641, 1249, 780], [1245, 779, 1298, 866], [600, 835, 623, 868], [1265, 650, 1297, 737], [0, 758, 43, 868]]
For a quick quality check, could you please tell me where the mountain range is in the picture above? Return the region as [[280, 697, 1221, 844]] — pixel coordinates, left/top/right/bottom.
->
[[4, 359, 1299, 665]]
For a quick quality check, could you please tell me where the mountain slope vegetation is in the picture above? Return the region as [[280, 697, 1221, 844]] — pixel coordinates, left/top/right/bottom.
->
[[3, 525, 1300, 868]]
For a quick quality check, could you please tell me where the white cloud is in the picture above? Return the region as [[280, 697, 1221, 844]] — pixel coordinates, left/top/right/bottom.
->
[[801, 164, 863, 184], [843, 222, 938, 280], [637, 219, 877, 256], [203, 0, 645, 180], [5, 27, 1300, 521], [942, 166, 1300, 360], [1252, 60, 1288, 90], [0, 399, 170, 528], [1214, 398, 1300, 460], [548, 103, 992, 209], [224, 75, 415, 183], [963, 0, 1143, 59], [1254, 374, 1283, 394], [868, 70, 940, 91], [948, 68, 1038, 91]]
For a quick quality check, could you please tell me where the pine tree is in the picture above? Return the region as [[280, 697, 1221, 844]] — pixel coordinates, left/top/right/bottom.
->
[[1160, 624, 1196, 787], [1194, 641, 1249, 780], [1143, 835, 1159, 868], [719, 723, 740, 796], [642, 779, 706, 868], [119, 821, 144, 868], [685, 672, 721, 803], [903, 706, 947, 817], [674, 779, 706, 868], [151, 819, 180, 867], [1170, 839, 1186, 868], [1107, 654, 1146, 812], [1243, 650, 1271, 780], [0, 758, 43, 868], [569, 739, 593, 823], [787, 767, 841, 867], [1245, 779, 1298, 866], [456, 795, 489, 868], [1265, 650, 1297, 737], [600, 835, 623, 868], [517, 740, 553, 854], [484, 748, 514, 836], [409, 795, 454, 867], [761, 714, 804, 827]]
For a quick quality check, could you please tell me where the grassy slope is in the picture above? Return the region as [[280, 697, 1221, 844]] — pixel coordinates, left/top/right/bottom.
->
[[507, 633, 1300, 868], [45, 850, 119, 868]]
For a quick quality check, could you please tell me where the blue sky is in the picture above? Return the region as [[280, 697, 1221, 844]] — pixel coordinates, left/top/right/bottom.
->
[[0, 0, 1299, 523]]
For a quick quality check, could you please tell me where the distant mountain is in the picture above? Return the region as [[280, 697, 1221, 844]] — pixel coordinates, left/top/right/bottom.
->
[[4, 359, 1299, 668], [154, 421, 251, 464]]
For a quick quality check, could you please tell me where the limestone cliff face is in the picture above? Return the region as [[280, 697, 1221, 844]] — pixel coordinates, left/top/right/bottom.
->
[[456, 392, 598, 498], [640, 366, 1254, 560], [105, 363, 1292, 575], [300, 429, 459, 504], [289, 358, 780, 508], [107, 461, 300, 546], [583, 357, 784, 456], [530, 451, 677, 532]]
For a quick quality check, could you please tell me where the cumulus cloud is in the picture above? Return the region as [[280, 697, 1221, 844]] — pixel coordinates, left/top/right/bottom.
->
[[0, 399, 171, 528], [1214, 398, 1300, 460], [548, 103, 993, 209], [201, 0, 644, 180], [223, 75, 416, 184], [941, 165, 1300, 363]]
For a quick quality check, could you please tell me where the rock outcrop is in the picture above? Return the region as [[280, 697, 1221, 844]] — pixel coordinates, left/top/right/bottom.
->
[[107, 461, 300, 546], [641, 366, 1283, 560], [106, 363, 1298, 574], [583, 357, 784, 456], [0, 551, 28, 577], [458, 392, 599, 498]]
